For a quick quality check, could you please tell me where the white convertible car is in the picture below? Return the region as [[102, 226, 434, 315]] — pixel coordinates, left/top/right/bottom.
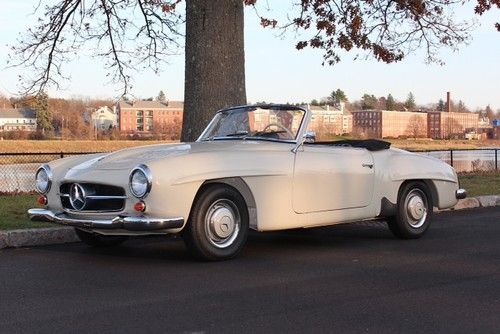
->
[[29, 104, 466, 260]]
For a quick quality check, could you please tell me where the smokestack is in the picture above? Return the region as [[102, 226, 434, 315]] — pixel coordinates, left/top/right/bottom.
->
[[446, 91, 451, 113]]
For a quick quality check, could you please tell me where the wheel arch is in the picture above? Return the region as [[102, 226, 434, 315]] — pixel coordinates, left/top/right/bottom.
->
[[398, 179, 438, 208], [189, 177, 258, 230], [380, 179, 438, 218]]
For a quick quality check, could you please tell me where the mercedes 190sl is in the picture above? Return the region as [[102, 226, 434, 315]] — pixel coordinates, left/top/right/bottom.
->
[[28, 104, 466, 260]]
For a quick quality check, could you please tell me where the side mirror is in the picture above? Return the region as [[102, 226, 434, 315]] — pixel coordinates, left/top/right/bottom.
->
[[304, 131, 316, 143]]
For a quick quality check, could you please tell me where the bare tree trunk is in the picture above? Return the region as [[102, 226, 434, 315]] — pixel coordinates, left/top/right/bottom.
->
[[182, 0, 246, 142]]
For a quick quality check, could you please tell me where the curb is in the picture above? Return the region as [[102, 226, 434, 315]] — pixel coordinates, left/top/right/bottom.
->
[[1, 195, 499, 250], [0, 227, 78, 250], [442, 194, 500, 211]]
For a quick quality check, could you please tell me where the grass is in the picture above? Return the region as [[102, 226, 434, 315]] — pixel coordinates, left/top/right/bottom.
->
[[0, 140, 170, 153], [388, 139, 500, 151], [0, 194, 54, 230], [458, 173, 500, 197], [1, 173, 498, 230]]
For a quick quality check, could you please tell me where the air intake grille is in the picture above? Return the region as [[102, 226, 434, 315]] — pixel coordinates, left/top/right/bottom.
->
[[60, 183, 126, 212]]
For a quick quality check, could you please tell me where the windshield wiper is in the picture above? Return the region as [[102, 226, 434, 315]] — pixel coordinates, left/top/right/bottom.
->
[[224, 131, 248, 137], [201, 131, 249, 141]]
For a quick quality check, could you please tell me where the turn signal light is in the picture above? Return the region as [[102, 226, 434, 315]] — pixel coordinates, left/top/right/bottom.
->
[[134, 201, 146, 212], [37, 195, 48, 206]]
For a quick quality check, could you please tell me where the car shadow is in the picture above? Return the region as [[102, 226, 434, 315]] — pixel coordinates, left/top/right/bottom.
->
[[39, 235, 192, 263], [250, 220, 394, 243], [37, 220, 403, 262]]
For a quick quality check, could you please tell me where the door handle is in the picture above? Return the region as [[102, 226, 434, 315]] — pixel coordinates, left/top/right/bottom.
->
[[362, 163, 374, 169]]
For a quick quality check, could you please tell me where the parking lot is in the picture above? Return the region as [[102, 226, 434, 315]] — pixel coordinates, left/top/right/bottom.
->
[[1, 207, 499, 333]]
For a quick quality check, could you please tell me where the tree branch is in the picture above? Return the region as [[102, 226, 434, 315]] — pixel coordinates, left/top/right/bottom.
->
[[10, 0, 183, 96]]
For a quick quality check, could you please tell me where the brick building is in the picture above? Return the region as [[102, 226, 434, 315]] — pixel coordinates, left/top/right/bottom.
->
[[492, 119, 500, 139], [117, 100, 183, 133], [353, 110, 479, 139], [493, 127, 500, 140], [0, 108, 37, 132], [352, 110, 428, 138], [427, 112, 479, 139], [308, 104, 352, 138]]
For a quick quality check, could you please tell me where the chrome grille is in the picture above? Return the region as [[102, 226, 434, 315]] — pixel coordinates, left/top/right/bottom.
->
[[60, 183, 126, 212]]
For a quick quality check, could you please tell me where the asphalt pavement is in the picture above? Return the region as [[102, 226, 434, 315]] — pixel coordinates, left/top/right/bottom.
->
[[1, 207, 499, 333]]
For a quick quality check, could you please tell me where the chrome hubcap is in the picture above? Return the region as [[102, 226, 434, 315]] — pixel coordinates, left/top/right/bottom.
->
[[205, 199, 240, 248], [405, 189, 428, 228]]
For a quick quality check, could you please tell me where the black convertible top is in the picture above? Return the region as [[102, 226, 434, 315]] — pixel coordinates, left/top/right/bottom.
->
[[310, 139, 391, 151]]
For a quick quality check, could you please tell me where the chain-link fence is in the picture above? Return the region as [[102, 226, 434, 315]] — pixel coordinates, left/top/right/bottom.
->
[[0, 148, 498, 194], [0, 152, 96, 193]]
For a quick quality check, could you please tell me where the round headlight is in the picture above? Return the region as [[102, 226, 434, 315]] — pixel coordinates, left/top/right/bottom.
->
[[35, 165, 52, 194], [129, 165, 152, 198]]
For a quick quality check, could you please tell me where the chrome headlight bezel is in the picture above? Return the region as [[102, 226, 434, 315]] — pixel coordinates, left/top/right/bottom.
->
[[35, 164, 53, 194], [129, 164, 152, 199]]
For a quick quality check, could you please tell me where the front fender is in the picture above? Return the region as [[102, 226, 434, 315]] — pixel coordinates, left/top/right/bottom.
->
[[388, 153, 457, 183]]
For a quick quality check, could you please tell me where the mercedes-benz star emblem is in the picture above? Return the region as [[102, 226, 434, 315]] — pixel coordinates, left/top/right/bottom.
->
[[69, 183, 86, 211]]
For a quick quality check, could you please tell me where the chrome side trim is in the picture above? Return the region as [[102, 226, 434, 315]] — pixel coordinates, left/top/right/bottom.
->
[[28, 208, 184, 231], [456, 189, 467, 200]]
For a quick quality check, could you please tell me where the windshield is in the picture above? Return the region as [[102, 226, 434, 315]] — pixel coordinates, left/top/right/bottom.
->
[[199, 106, 306, 142]]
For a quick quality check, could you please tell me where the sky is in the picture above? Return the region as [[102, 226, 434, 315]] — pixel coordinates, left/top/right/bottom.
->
[[0, 1, 499, 110]]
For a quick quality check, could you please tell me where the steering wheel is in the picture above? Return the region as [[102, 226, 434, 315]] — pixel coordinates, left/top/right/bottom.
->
[[262, 123, 295, 139]]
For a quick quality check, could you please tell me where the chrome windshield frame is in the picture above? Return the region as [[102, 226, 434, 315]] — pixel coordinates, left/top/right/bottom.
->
[[196, 104, 311, 144]]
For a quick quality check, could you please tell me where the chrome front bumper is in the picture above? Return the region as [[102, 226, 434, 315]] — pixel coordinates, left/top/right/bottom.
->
[[28, 208, 184, 231], [456, 188, 467, 200]]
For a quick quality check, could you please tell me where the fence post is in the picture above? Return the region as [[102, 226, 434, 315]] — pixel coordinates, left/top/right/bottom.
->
[[60, 152, 64, 158], [450, 149, 454, 167], [496, 149, 498, 171]]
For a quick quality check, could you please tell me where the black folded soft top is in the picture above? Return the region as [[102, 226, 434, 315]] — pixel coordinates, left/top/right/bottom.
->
[[310, 139, 391, 151]]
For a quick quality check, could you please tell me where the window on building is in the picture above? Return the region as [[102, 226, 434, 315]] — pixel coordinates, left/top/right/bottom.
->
[[145, 110, 153, 131], [137, 110, 144, 131]]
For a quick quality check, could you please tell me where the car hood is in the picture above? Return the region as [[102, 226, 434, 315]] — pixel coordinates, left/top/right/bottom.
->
[[74, 140, 293, 171]]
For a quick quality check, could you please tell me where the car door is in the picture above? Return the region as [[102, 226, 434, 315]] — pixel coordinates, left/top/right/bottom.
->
[[292, 144, 375, 213]]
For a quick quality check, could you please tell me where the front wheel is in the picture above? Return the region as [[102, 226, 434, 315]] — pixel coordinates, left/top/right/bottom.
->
[[75, 228, 127, 247], [183, 185, 249, 261], [387, 182, 433, 239]]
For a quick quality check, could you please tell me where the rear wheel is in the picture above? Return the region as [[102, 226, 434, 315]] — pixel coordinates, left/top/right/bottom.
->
[[387, 181, 433, 239], [183, 185, 249, 261], [75, 228, 127, 247]]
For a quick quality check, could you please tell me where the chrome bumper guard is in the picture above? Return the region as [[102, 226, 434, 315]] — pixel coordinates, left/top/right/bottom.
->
[[28, 208, 184, 231], [456, 189, 467, 200]]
